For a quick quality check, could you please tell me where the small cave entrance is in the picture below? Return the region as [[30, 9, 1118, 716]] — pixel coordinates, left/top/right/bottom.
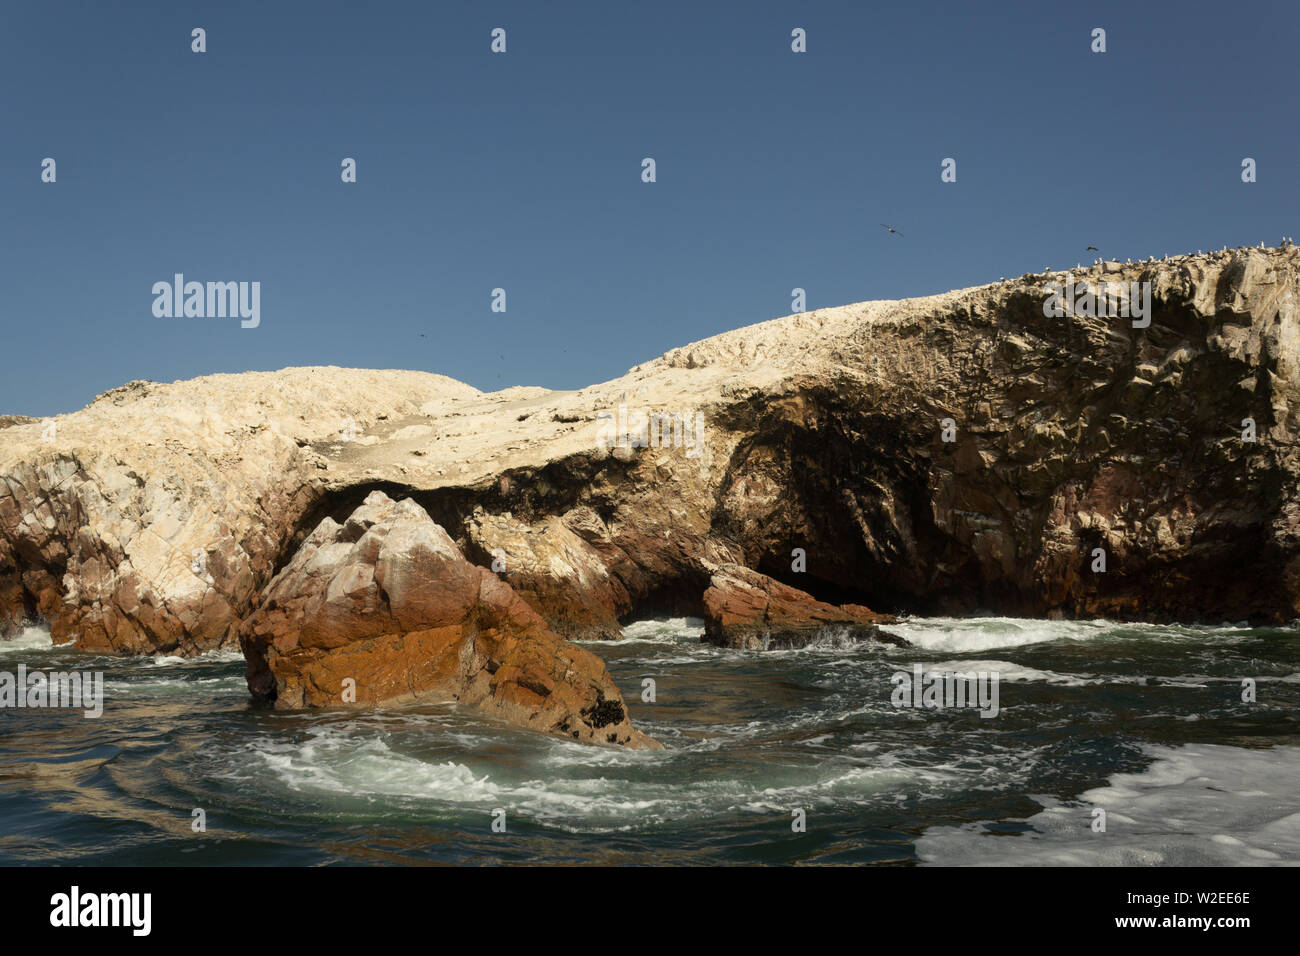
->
[[270, 480, 436, 576], [268, 453, 637, 580], [752, 555, 901, 614], [1, 559, 66, 634], [617, 570, 711, 624]]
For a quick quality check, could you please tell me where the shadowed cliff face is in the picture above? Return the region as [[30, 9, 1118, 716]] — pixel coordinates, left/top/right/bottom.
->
[[3, 247, 1300, 661]]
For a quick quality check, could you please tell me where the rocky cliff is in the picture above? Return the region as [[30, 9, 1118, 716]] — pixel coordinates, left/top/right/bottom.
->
[[4, 245, 1299, 673]]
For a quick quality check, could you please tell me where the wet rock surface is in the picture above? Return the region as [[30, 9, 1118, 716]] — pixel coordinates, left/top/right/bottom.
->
[[702, 563, 904, 650], [240, 491, 659, 748]]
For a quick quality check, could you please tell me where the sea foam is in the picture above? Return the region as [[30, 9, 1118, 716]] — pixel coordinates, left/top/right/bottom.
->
[[915, 743, 1300, 866]]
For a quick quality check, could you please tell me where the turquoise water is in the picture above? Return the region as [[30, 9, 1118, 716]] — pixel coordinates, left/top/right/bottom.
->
[[1, 616, 1298, 865]]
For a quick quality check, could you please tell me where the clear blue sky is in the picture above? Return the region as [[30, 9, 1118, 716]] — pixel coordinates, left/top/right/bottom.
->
[[3, 0, 1296, 415]]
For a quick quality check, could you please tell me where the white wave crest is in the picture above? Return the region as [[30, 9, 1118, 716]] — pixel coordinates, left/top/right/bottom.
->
[[916, 743, 1300, 866]]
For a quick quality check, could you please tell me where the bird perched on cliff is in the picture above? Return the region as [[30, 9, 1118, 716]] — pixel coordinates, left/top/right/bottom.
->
[[881, 224, 903, 237]]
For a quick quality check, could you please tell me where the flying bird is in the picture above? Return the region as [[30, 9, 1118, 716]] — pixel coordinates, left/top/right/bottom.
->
[[881, 224, 904, 237], [1086, 246, 1098, 252]]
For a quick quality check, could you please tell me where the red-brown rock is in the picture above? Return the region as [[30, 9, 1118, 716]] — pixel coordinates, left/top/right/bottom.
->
[[702, 564, 906, 650], [239, 492, 660, 749]]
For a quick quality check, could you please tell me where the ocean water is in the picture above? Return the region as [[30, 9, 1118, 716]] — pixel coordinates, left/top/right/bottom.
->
[[0, 616, 1298, 865]]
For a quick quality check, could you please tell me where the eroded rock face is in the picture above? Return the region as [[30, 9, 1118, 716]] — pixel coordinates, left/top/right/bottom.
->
[[702, 563, 904, 650], [239, 491, 659, 749], [463, 508, 628, 641], [5, 247, 1300, 661], [0, 370, 480, 653]]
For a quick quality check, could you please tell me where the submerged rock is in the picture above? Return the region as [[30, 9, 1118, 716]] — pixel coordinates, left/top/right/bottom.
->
[[240, 491, 660, 748], [702, 563, 905, 650]]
